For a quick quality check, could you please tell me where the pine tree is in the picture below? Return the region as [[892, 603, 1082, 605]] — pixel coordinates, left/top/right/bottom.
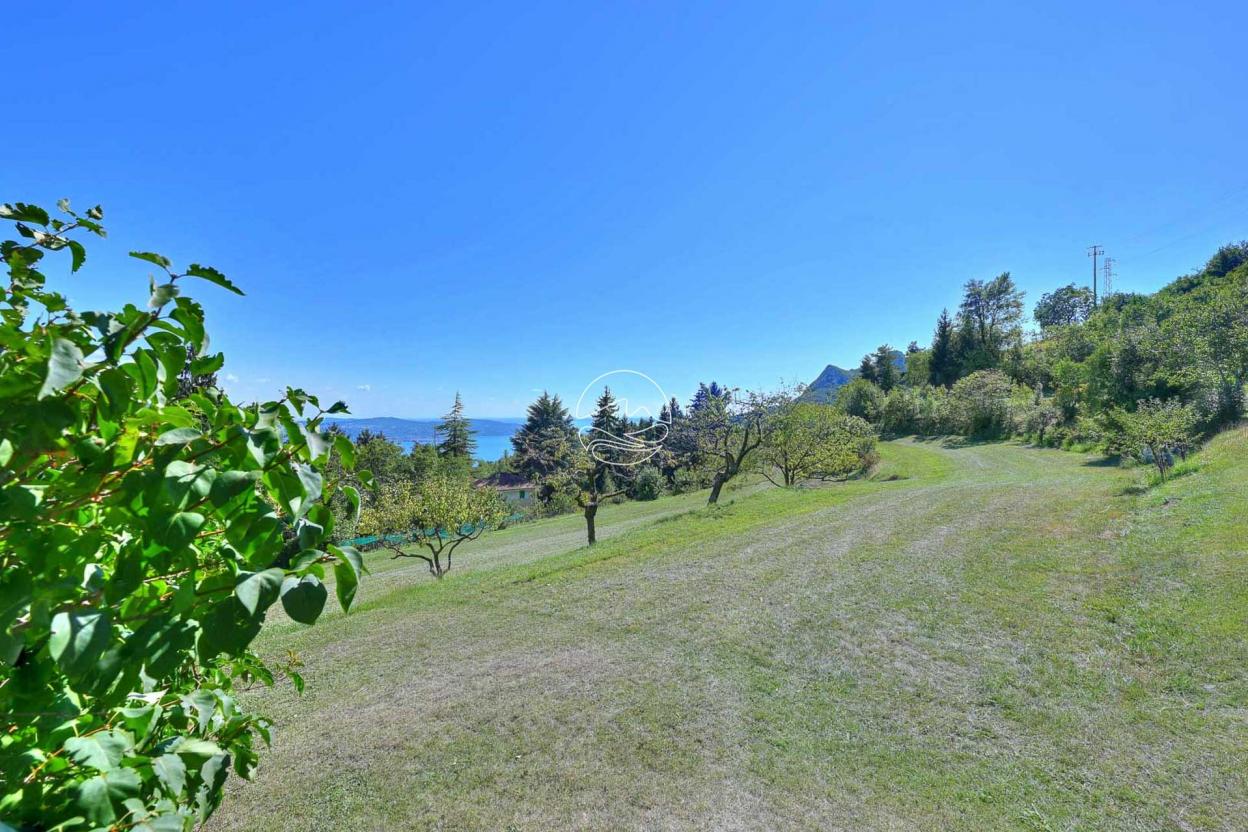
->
[[511, 391, 578, 483], [929, 308, 956, 387], [435, 392, 477, 460], [858, 354, 878, 384], [690, 381, 731, 412], [588, 387, 621, 481], [873, 344, 898, 392], [591, 387, 620, 437]]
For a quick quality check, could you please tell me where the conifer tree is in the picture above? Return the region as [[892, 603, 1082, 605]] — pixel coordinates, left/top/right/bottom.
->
[[511, 391, 578, 483], [873, 344, 898, 392], [928, 308, 957, 387], [436, 392, 477, 459]]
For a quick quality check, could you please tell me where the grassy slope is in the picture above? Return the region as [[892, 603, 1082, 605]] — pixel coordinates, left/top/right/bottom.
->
[[209, 434, 1247, 832]]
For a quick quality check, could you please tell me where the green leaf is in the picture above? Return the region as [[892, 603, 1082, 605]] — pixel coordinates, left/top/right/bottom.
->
[[49, 609, 112, 679], [327, 400, 349, 414], [189, 352, 225, 375], [305, 426, 330, 463], [329, 545, 364, 613], [153, 752, 187, 796], [280, 575, 327, 624], [209, 469, 259, 506], [38, 337, 85, 399], [162, 512, 206, 549], [0, 438, 12, 467], [196, 597, 262, 659], [130, 250, 172, 270], [163, 460, 216, 507], [342, 484, 361, 524], [234, 568, 284, 616], [0, 202, 50, 225], [67, 239, 86, 272], [333, 434, 355, 470], [77, 775, 117, 825], [333, 560, 359, 613], [64, 731, 129, 772], [297, 517, 325, 550], [149, 282, 180, 309], [328, 544, 364, 578], [155, 427, 202, 446], [185, 263, 244, 296], [173, 738, 223, 760]]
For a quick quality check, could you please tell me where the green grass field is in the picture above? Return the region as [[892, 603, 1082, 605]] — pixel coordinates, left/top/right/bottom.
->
[[208, 431, 1248, 831]]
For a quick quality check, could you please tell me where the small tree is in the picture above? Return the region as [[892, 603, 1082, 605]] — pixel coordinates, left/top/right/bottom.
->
[[760, 401, 877, 486], [360, 476, 506, 577], [690, 389, 771, 504], [564, 453, 630, 545], [1123, 398, 1198, 480]]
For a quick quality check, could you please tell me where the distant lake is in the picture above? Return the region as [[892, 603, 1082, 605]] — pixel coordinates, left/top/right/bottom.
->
[[323, 416, 523, 462], [397, 433, 514, 462]]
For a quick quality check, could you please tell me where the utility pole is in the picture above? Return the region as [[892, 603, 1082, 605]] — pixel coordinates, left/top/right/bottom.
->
[[1088, 244, 1104, 305], [1102, 256, 1115, 298]]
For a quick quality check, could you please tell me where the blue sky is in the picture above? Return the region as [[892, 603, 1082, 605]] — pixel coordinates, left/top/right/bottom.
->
[[5, 2, 1246, 417]]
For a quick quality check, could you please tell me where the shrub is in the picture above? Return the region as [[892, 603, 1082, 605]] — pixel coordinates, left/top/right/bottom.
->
[[835, 378, 885, 423], [879, 387, 920, 435], [629, 465, 664, 500], [671, 466, 716, 494], [949, 370, 1014, 436]]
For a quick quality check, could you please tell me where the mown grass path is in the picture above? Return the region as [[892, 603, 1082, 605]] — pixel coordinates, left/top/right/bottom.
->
[[210, 434, 1248, 831]]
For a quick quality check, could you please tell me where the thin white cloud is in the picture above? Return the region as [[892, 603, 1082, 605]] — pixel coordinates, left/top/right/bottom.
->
[[225, 373, 240, 383], [356, 384, 372, 391]]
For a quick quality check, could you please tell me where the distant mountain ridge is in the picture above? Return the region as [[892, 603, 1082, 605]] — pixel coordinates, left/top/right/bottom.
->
[[800, 351, 906, 404], [798, 364, 858, 403], [322, 415, 524, 445]]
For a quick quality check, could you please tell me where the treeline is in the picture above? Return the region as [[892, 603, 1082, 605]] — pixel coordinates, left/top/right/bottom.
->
[[521, 383, 875, 504], [346, 382, 879, 547], [834, 242, 1248, 477]]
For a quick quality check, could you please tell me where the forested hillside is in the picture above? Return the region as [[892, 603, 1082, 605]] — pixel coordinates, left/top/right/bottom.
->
[[832, 243, 1248, 465]]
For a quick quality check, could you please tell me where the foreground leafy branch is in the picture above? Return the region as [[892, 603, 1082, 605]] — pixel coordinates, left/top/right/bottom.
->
[[0, 201, 366, 830]]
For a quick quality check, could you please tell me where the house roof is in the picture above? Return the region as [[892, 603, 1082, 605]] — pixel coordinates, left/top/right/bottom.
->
[[473, 472, 537, 490]]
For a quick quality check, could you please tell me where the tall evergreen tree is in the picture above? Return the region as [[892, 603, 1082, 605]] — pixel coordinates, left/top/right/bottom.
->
[[660, 396, 684, 424], [858, 354, 878, 384], [435, 392, 477, 459], [690, 381, 730, 412], [511, 391, 578, 484], [591, 387, 620, 436], [873, 344, 898, 392], [929, 309, 957, 387], [587, 386, 622, 482]]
